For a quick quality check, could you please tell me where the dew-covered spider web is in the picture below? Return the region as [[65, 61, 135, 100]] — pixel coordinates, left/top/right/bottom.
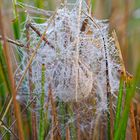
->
[[14, 0, 123, 139]]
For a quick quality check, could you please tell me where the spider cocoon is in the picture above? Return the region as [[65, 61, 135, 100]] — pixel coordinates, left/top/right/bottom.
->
[[52, 58, 93, 101], [17, 0, 122, 108]]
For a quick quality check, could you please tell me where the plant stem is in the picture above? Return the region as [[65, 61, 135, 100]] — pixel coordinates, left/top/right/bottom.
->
[[114, 78, 124, 134], [130, 102, 137, 140], [39, 64, 46, 140], [0, 4, 24, 140], [12, 0, 20, 39], [26, 21, 37, 140], [34, 0, 44, 23], [48, 85, 61, 140], [0, 35, 25, 47], [66, 125, 70, 140], [114, 65, 140, 140]]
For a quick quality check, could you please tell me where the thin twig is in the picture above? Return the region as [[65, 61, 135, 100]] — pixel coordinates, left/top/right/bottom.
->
[[17, 2, 53, 17], [0, 35, 25, 47], [28, 23, 54, 48]]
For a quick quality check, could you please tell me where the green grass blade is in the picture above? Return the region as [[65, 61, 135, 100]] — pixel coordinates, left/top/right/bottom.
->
[[91, 0, 95, 12], [34, 0, 44, 9], [120, 83, 132, 140], [114, 65, 140, 140], [39, 64, 45, 140], [58, 101, 66, 140], [12, 0, 20, 39], [114, 78, 124, 134], [0, 43, 11, 93], [34, 0, 44, 23], [17, 0, 26, 27]]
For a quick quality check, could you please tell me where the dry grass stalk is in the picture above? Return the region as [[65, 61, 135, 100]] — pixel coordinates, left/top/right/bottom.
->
[[77, 113, 81, 140], [110, 0, 130, 69], [66, 125, 70, 140], [130, 102, 137, 140], [0, 95, 11, 122], [99, 117, 105, 140], [0, 5, 24, 140], [112, 31, 126, 77], [48, 84, 61, 140], [26, 21, 37, 140], [136, 103, 140, 139], [28, 22, 54, 48], [93, 114, 100, 140], [0, 35, 25, 47], [86, 0, 90, 6]]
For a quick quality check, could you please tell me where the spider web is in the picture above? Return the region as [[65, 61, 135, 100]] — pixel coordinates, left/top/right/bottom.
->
[[14, 0, 123, 138]]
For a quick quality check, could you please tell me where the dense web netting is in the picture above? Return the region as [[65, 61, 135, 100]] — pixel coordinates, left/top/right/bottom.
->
[[14, 0, 123, 138]]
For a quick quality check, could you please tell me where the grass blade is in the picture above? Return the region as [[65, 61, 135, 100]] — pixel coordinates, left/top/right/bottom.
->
[[114, 65, 140, 140], [114, 78, 124, 134], [39, 64, 46, 140], [12, 0, 20, 39]]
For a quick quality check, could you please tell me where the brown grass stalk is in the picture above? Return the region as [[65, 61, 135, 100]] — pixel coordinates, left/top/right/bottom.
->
[[26, 21, 37, 140], [93, 114, 101, 140], [0, 4, 24, 140], [66, 125, 70, 140], [0, 35, 25, 47], [86, 0, 90, 6], [48, 84, 61, 140], [110, 0, 130, 69], [121, 0, 129, 69], [99, 117, 104, 140], [28, 22, 54, 49], [130, 102, 137, 140], [77, 113, 81, 140], [136, 103, 140, 139], [112, 31, 126, 78]]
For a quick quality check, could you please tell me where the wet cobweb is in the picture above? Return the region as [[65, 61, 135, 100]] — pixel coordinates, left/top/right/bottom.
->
[[14, 0, 123, 139]]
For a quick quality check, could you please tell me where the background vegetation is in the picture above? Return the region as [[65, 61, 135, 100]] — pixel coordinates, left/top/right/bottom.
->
[[0, 0, 140, 140]]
